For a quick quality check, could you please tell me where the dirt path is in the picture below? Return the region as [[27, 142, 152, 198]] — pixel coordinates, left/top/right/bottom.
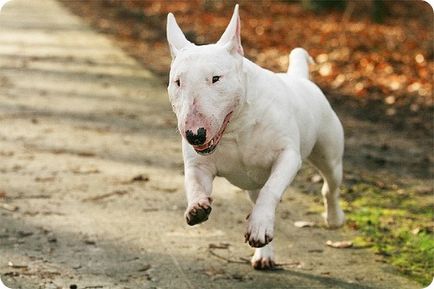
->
[[0, 1, 424, 289]]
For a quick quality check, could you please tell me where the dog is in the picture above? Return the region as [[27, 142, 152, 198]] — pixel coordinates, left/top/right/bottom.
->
[[166, 5, 345, 270]]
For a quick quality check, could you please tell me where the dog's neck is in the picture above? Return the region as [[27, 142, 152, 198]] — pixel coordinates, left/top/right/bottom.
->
[[225, 57, 267, 135]]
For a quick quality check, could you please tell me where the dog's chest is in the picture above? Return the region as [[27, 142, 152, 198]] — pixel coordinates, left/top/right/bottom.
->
[[212, 135, 275, 191]]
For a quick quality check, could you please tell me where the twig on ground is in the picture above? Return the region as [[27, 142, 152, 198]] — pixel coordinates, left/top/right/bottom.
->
[[208, 249, 249, 264], [82, 190, 128, 202]]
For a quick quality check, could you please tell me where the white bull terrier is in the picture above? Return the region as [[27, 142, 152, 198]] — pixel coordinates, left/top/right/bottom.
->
[[166, 5, 345, 270]]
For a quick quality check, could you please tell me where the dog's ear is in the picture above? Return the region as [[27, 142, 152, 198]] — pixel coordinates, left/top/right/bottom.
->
[[167, 13, 191, 58], [217, 4, 243, 56]]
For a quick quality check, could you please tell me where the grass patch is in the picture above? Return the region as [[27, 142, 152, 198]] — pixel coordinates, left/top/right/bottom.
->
[[342, 182, 434, 285]]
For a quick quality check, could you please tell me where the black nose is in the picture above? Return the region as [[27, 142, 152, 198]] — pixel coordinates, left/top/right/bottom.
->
[[186, 128, 207, 145]]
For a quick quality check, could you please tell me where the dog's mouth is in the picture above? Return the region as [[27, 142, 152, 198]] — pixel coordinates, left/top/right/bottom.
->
[[193, 112, 233, 155]]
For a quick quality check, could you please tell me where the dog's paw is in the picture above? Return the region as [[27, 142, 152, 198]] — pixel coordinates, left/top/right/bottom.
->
[[185, 197, 212, 226], [251, 245, 275, 270], [245, 231, 273, 248], [251, 256, 276, 270], [244, 209, 274, 248], [323, 208, 345, 229]]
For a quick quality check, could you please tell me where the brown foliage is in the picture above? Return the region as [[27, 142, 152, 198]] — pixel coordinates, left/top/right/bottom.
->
[[61, 0, 433, 132]]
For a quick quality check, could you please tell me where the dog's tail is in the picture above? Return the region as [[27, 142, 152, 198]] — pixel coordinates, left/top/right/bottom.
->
[[287, 48, 314, 80]]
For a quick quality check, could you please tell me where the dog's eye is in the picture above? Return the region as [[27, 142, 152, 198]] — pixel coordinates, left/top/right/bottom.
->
[[175, 79, 180, 87], [212, 76, 221, 83]]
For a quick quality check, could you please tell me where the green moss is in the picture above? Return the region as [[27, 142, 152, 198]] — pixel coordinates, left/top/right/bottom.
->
[[296, 165, 433, 285], [342, 181, 434, 285]]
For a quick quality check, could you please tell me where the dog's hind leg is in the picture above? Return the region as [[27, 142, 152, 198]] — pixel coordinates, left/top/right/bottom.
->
[[308, 120, 345, 228], [317, 160, 345, 228], [246, 190, 276, 269]]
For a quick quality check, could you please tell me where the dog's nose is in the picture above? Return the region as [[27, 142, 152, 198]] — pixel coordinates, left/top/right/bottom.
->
[[186, 128, 207, 145]]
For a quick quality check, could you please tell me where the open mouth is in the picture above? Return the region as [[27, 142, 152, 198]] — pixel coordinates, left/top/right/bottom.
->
[[193, 112, 233, 155]]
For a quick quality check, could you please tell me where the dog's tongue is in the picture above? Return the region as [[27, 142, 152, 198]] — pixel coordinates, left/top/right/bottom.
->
[[193, 142, 210, 151]]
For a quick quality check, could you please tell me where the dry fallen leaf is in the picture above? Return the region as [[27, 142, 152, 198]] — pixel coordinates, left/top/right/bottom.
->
[[209, 242, 230, 249], [0, 203, 18, 211], [326, 240, 353, 248], [77, 151, 96, 157], [294, 221, 316, 228], [311, 174, 322, 183], [411, 227, 421, 235], [8, 261, 28, 269], [131, 174, 149, 182], [34, 176, 56, 182], [138, 264, 151, 272], [120, 174, 150, 184], [71, 166, 100, 174]]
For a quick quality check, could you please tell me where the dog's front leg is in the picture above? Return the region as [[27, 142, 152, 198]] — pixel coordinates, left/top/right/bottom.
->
[[184, 164, 215, 226], [245, 149, 301, 248]]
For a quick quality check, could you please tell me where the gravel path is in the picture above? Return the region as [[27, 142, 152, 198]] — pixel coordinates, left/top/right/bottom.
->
[[0, 1, 422, 288]]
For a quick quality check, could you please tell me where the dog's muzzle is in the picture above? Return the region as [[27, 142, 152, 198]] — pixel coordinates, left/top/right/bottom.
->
[[191, 112, 233, 155]]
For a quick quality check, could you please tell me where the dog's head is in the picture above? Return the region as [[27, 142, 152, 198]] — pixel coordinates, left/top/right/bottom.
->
[[166, 5, 244, 155]]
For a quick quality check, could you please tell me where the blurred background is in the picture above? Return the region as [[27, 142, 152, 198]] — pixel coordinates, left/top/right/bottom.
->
[[63, 0, 433, 133], [0, 0, 432, 288]]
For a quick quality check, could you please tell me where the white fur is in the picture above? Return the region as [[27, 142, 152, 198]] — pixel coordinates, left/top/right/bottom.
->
[[167, 5, 345, 269]]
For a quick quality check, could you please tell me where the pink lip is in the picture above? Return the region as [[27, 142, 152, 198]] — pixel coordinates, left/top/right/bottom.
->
[[193, 111, 233, 154]]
